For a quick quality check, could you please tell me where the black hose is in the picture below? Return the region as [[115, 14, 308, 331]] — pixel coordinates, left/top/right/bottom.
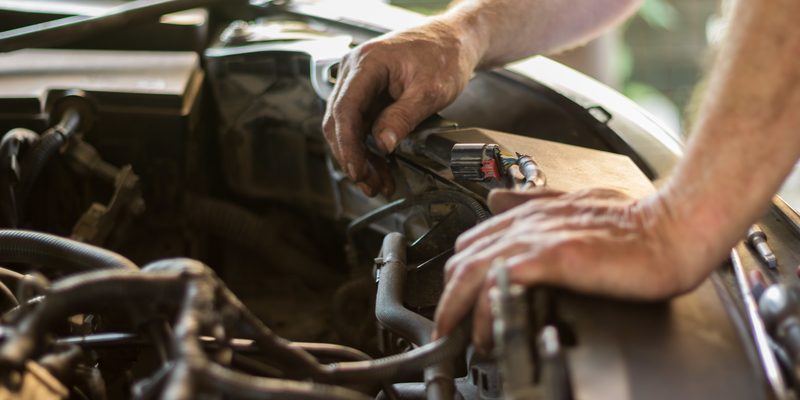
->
[[16, 109, 81, 222], [0, 230, 138, 272], [197, 362, 371, 400], [0, 270, 184, 367], [321, 326, 468, 383], [0, 128, 38, 228], [374, 233, 456, 400], [375, 233, 434, 346], [1, 257, 469, 393], [291, 342, 372, 362]]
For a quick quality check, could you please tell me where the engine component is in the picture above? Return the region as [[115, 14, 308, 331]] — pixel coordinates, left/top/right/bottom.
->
[[0, 3, 784, 399], [760, 284, 800, 381], [490, 260, 536, 400], [450, 143, 504, 182], [748, 225, 778, 269]]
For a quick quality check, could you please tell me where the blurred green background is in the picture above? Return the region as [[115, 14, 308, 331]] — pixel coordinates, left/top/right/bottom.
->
[[388, 0, 724, 138]]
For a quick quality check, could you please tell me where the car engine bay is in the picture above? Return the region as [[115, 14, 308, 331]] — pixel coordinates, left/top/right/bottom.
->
[[0, 1, 798, 399]]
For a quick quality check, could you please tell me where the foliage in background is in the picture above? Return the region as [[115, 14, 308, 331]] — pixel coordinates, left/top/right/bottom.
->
[[619, 0, 679, 96]]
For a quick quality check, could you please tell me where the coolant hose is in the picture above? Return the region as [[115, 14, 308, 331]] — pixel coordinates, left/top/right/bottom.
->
[[375, 232, 457, 400], [375, 233, 435, 346], [0, 229, 138, 272]]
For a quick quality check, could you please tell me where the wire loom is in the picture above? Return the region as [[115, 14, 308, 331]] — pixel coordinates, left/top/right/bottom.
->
[[0, 233, 469, 399]]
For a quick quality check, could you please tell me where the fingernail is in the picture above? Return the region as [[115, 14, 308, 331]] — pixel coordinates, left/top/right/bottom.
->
[[380, 130, 398, 153], [347, 163, 357, 180], [357, 182, 374, 196]]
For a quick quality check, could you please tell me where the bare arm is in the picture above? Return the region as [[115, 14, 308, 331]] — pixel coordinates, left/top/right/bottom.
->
[[447, 0, 641, 69], [434, 0, 800, 350], [323, 0, 640, 195], [662, 0, 800, 285]]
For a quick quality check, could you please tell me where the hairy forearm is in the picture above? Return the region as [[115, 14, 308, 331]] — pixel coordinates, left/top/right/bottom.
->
[[659, 0, 800, 285], [435, 0, 641, 68]]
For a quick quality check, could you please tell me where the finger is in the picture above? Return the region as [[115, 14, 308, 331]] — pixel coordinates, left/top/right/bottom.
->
[[458, 189, 632, 252], [446, 229, 508, 282], [472, 272, 496, 355], [487, 188, 563, 214], [435, 238, 530, 339], [455, 201, 543, 252], [331, 66, 388, 181], [322, 61, 352, 164], [368, 152, 395, 197], [359, 156, 383, 197], [371, 86, 443, 154], [433, 257, 493, 340]]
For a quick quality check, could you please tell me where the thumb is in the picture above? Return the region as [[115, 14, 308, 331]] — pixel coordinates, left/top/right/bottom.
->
[[487, 189, 563, 214], [372, 91, 440, 154]]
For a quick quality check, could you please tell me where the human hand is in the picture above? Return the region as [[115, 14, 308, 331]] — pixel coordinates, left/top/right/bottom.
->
[[322, 19, 481, 197], [433, 188, 707, 353]]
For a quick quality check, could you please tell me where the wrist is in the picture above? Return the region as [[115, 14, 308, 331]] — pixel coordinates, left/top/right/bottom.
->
[[634, 192, 715, 294], [433, 7, 490, 70]]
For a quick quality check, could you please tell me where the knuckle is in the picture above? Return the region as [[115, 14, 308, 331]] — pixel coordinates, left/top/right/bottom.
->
[[419, 86, 442, 104], [444, 258, 460, 278], [454, 235, 469, 252]]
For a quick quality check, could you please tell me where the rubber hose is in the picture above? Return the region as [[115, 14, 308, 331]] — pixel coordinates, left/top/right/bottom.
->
[[374, 233, 455, 400], [0, 230, 138, 272], [0, 128, 39, 227], [198, 362, 371, 400], [323, 323, 469, 384], [375, 233, 434, 346], [16, 109, 81, 221]]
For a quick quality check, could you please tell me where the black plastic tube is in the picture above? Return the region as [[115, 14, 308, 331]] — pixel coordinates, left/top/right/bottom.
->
[[16, 109, 81, 222], [1, 257, 469, 391], [0, 270, 184, 367], [374, 233, 456, 400], [197, 362, 371, 400], [375, 233, 434, 346], [0, 230, 138, 272], [0, 128, 39, 227]]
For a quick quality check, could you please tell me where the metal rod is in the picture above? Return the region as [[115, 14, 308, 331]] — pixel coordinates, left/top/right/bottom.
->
[[730, 248, 790, 399]]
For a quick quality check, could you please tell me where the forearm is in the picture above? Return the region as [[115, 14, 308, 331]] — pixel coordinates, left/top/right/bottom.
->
[[434, 0, 641, 68], [659, 0, 800, 285]]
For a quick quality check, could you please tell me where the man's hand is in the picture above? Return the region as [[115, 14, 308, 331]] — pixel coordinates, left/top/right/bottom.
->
[[322, 20, 480, 196], [433, 188, 706, 353]]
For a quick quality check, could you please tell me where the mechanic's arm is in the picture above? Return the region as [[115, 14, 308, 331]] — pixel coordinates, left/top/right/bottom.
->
[[434, 0, 800, 351], [323, 0, 641, 196]]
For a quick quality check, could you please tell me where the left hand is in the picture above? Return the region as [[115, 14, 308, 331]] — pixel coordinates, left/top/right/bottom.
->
[[433, 188, 704, 353]]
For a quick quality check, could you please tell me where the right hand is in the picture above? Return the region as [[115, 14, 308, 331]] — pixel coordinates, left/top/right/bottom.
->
[[323, 19, 481, 197]]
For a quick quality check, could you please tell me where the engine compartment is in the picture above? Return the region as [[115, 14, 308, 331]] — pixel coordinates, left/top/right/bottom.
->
[[0, 1, 787, 399]]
